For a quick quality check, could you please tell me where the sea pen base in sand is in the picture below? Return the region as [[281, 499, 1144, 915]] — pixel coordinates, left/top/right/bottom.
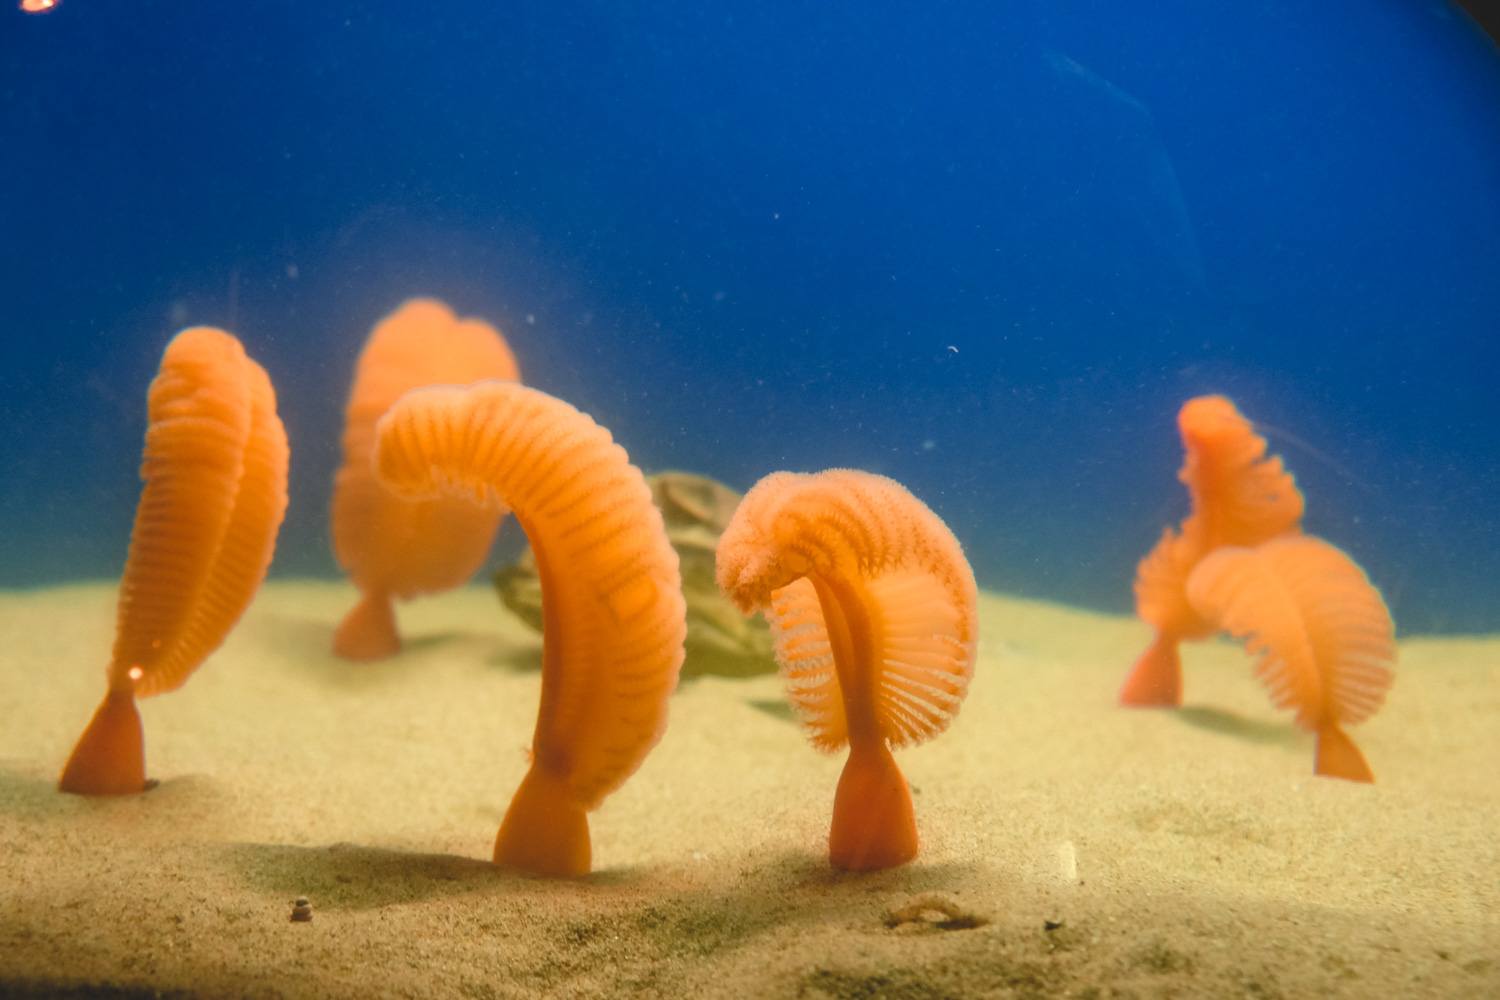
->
[[1118, 631, 1183, 707], [332, 591, 401, 661], [494, 762, 591, 877], [57, 689, 146, 796], [829, 739, 918, 871], [1314, 723, 1375, 783]]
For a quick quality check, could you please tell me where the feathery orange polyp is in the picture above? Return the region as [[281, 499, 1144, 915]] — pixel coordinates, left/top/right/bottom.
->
[[59, 328, 289, 795], [716, 470, 978, 871], [373, 381, 686, 876], [1185, 536, 1395, 782], [1121, 395, 1304, 707], [331, 299, 520, 660]]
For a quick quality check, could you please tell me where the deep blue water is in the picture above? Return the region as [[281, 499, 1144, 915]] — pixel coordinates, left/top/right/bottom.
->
[[2, 1, 1497, 632]]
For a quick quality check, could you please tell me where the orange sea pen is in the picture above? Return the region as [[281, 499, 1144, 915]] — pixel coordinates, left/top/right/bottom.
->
[[331, 299, 520, 660], [1120, 395, 1304, 707], [715, 470, 978, 871], [1185, 536, 1395, 782], [373, 381, 685, 875], [59, 328, 289, 795]]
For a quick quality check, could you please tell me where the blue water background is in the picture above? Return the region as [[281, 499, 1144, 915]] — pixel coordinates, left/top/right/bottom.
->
[[2, 2, 1497, 633]]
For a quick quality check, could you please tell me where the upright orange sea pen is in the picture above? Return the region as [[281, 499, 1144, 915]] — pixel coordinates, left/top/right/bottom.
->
[[716, 470, 977, 871], [1121, 395, 1304, 706], [331, 299, 520, 660], [59, 328, 289, 795], [373, 381, 685, 875], [1186, 536, 1395, 782]]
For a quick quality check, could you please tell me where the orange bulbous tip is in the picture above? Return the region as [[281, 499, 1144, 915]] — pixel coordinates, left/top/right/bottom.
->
[[1176, 394, 1246, 449]]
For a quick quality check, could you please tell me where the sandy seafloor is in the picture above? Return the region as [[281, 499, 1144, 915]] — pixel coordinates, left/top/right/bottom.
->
[[0, 581, 1495, 999]]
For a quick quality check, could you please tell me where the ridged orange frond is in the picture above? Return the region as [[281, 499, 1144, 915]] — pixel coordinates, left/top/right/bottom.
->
[[1136, 395, 1305, 635], [1133, 529, 1200, 640], [1186, 535, 1395, 781], [717, 470, 978, 753], [61, 328, 288, 795], [110, 327, 289, 697], [330, 298, 520, 659], [1122, 395, 1305, 707], [373, 381, 685, 874], [717, 469, 976, 870], [766, 577, 846, 748]]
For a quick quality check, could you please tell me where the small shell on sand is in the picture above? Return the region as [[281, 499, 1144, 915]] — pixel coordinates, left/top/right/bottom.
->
[[1056, 841, 1079, 883], [883, 893, 988, 931], [290, 897, 312, 923]]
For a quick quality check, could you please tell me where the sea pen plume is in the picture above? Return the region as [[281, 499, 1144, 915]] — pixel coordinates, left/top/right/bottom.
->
[[1121, 395, 1304, 706], [1186, 536, 1394, 782], [373, 381, 685, 875], [59, 328, 289, 794], [331, 298, 520, 660], [716, 470, 978, 871]]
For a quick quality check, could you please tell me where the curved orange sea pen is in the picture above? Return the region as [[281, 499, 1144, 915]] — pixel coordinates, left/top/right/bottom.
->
[[331, 299, 520, 660], [1185, 536, 1394, 782], [59, 328, 289, 795], [716, 470, 977, 871], [1121, 395, 1304, 706], [373, 381, 685, 875]]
